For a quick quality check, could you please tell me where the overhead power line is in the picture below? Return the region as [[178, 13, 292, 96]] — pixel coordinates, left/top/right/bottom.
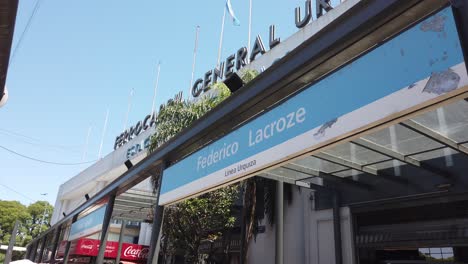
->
[[0, 131, 83, 152], [0, 145, 96, 166], [0, 128, 38, 141], [10, 0, 43, 65], [0, 183, 36, 202], [0, 128, 83, 151]]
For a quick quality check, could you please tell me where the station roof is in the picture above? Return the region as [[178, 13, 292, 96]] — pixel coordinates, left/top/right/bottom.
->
[[264, 98, 468, 208], [0, 0, 18, 101]]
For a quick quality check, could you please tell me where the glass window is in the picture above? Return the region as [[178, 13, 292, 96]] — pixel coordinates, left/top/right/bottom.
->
[[362, 124, 444, 156], [418, 247, 454, 261], [332, 169, 363, 178], [412, 100, 468, 143], [291, 156, 347, 174], [411, 147, 458, 162], [268, 166, 311, 181], [322, 142, 389, 166]]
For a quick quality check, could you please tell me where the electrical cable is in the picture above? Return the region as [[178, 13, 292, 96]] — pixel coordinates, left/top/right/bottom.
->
[[0, 128, 83, 151], [0, 131, 83, 153], [0, 183, 35, 202], [10, 0, 43, 65], [0, 145, 96, 165], [0, 128, 39, 141]]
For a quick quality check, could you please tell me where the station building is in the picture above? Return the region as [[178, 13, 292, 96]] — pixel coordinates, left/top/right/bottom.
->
[[28, 0, 468, 263]]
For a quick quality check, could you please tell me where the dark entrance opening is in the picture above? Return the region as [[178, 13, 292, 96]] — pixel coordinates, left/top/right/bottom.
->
[[356, 200, 468, 264]]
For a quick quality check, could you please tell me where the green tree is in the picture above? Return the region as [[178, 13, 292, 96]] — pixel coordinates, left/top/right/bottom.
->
[[26, 201, 54, 242], [149, 83, 231, 153], [0, 200, 53, 247], [0, 200, 29, 245], [161, 186, 239, 263]]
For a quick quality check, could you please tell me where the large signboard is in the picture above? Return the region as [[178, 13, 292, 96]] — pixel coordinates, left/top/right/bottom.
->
[[69, 205, 107, 241], [57, 238, 149, 262], [160, 7, 467, 205]]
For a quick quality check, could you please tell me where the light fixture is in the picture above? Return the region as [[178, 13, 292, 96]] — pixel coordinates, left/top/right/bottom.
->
[[223, 72, 244, 93], [124, 160, 133, 170]]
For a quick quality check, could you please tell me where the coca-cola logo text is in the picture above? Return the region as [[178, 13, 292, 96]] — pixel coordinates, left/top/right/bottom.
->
[[80, 244, 94, 250], [123, 246, 149, 259]]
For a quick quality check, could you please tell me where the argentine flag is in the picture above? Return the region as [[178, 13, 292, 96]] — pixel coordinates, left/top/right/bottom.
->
[[226, 0, 241, 26]]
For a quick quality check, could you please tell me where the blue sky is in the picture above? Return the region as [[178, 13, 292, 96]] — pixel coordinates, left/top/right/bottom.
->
[[0, 0, 340, 206]]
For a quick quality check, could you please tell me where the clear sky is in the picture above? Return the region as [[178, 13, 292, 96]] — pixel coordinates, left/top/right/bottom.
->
[[0, 0, 341, 206]]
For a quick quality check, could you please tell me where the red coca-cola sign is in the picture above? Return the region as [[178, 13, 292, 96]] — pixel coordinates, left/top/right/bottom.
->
[[56, 238, 149, 261], [123, 245, 149, 260]]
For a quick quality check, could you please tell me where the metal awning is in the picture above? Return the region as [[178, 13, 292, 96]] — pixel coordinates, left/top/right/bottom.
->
[[261, 98, 468, 207], [0, 0, 18, 101], [112, 189, 157, 222]]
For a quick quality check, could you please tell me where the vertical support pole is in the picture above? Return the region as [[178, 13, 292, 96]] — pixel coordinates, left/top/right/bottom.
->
[[30, 240, 39, 261], [25, 245, 31, 260], [63, 215, 78, 264], [4, 220, 19, 264], [275, 180, 284, 264], [333, 192, 343, 264], [37, 234, 48, 263], [115, 220, 127, 264], [147, 163, 167, 264], [50, 225, 62, 264], [62, 242, 71, 264], [452, 0, 468, 75], [239, 185, 246, 264], [33, 238, 42, 263], [96, 193, 117, 264]]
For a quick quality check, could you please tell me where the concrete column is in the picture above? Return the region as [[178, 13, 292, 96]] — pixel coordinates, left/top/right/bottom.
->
[[37, 234, 48, 263], [96, 193, 116, 264], [64, 215, 78, 264], [147, 164, 167, 264], [333, 193, 343, 264], [50, 225, 62, 264], [275, 181, 283, 264], [4, 220, 19, 264], [116, 220, 127, 264]]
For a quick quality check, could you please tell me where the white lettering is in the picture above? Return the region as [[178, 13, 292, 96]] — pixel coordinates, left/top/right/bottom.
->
[[123, 246, 149, 259], [197, 142, 239, 171], [276, 117, 286, 132], [248, 107, 306, 147]]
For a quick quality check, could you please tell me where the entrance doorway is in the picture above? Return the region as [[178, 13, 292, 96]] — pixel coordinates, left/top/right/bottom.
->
[[355, 200, 468, 264]]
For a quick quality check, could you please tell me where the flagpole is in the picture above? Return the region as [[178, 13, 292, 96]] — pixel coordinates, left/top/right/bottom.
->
[[190, 26, 200, 98], [98, 109, 109, 159], [123, 88, 134, 130], [151, 62, 161, 113], [247, 0, 252, 60], [217, 7, 227, 67]]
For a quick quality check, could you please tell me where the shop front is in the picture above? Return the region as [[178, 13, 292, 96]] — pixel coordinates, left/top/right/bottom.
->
[[56, 238, 149, 264]]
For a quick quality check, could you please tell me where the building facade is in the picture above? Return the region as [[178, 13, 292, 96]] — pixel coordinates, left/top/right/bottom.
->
[[28, 0, 468, 263]]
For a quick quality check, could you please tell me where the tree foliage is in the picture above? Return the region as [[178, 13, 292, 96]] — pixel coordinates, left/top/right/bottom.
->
[[0, 200, 53, 247], [161, 186, 239, 263], [148, 83, 231, 154], [27, 201, 54, 239]]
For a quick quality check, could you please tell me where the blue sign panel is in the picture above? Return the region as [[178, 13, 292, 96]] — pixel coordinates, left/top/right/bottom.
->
[[69, 205, 107, 240], [160, 7, 466, 204]]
